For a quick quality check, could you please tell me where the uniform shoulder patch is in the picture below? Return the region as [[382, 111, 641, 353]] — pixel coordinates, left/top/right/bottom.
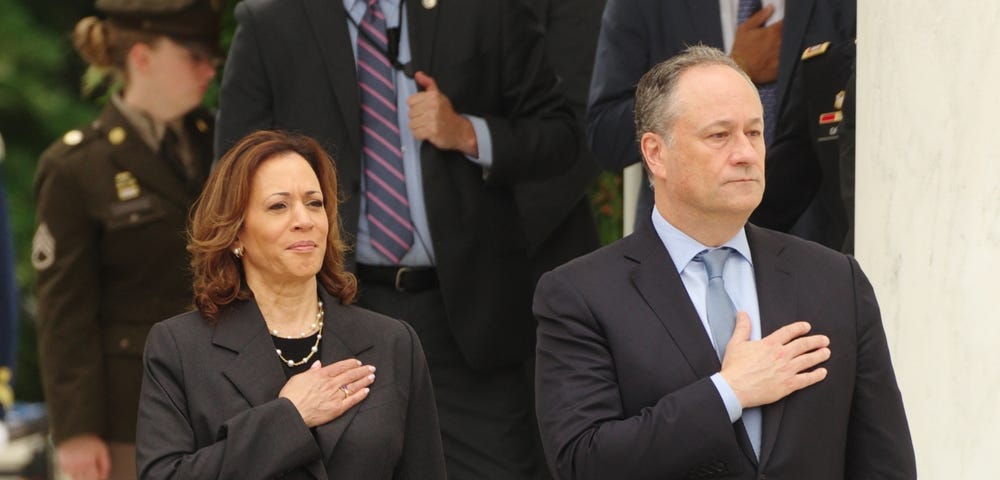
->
[[32, 223, 56, 271], [801, 41, 831, 60]]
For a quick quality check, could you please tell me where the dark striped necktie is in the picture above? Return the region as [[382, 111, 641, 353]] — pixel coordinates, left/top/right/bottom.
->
[[358, 0, 413, 263]]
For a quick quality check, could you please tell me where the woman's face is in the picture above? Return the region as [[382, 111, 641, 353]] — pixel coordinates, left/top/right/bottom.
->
[[238, 153, 329, 287], [141, 37, 216, 119]]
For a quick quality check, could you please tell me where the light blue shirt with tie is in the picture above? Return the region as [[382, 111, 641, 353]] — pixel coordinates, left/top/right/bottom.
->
[[344, 0, 494, 267], [650, 208, 764, 457]]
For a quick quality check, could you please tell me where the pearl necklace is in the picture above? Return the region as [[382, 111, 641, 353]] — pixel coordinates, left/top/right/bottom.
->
[[273, 300, 324, 367]]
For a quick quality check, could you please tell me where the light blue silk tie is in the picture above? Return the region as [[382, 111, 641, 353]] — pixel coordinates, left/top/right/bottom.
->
[[698, 247, 761, 458], [700, 248, 737, 360]]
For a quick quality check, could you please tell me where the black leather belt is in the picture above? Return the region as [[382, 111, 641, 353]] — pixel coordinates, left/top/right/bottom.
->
[[356, 264, 439, 293]]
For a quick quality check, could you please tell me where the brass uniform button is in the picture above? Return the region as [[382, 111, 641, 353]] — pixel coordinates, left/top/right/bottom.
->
[[108, 127, 127, 145], [63, 130, 84, 146]]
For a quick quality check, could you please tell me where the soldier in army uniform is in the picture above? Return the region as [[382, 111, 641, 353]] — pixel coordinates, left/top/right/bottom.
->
[[32, 1, 220, 478], [751, 40, 856, 252]]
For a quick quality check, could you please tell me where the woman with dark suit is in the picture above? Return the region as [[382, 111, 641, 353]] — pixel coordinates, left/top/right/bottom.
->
[[136, 131, 446, 479]]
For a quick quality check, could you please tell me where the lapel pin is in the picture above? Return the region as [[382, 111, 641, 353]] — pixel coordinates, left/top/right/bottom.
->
[[195, 119, 209, 134], [801, 41, 831, 60]]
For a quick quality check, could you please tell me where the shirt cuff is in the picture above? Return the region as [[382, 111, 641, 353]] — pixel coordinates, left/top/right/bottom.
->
[[710, 372, 743, 423], [464, 115, 492, 168]]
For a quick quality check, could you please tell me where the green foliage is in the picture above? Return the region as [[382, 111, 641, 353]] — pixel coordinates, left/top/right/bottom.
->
[[591, 172, 623, 244], [1, 0, 99, 400]]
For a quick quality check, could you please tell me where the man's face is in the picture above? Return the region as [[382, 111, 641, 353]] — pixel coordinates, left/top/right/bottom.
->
[[643, 64, 766, 224]]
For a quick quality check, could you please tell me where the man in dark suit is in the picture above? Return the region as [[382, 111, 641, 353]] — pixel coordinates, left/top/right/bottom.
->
[[216, 0, 588, 477], [534, 46, 915, 479], [588, 0, 856, 228]]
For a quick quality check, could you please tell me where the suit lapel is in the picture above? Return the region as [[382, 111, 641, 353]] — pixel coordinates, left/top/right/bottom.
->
[[777, 0, 816, 111], [313, 291, 375, 464], [626, 225, 721, 379], [100, 105, 191, 211], [407, 0, 439, 75], [214, 293, 375, 480], [746, 224, 795, 468], [302, 0, 362, 153], [215, 299, 325, 479], [683, 0, 724, 49], [215, 300, 289, 409]]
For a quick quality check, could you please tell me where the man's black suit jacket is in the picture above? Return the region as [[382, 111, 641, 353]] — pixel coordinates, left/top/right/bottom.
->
[[216, 0, 585, 369], [533, 223, 916, 480]]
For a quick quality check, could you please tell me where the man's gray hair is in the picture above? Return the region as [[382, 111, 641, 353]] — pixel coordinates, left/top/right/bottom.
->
[[634, 44, 754, 141]]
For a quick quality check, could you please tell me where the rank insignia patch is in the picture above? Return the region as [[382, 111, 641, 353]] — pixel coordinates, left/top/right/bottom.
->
[[32, 223, 56, 271], [115, 171, 141, 201]]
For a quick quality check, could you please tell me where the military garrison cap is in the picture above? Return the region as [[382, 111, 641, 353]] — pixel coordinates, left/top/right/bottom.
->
[[97, 0, 222, 53]]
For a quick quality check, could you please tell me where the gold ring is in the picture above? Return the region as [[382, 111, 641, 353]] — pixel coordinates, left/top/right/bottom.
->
[[339, 385, 350, 399]]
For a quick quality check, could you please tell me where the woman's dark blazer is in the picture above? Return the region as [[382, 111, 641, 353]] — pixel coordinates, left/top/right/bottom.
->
[[136, 289, 446, 479]]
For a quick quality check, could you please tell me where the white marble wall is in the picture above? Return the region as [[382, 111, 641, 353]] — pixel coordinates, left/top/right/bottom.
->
[[858, 2, 1000, 478]]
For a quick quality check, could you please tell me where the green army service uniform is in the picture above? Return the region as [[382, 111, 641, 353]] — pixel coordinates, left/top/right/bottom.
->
[[752, 40, 856, 253], [33, 102, 212, 444]]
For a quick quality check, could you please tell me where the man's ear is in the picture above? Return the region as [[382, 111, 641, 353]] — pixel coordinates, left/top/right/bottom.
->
[[639, 131, 668, 180]]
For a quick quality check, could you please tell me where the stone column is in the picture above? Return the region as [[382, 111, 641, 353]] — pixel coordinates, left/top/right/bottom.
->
[[858, 2, 1000, 477]]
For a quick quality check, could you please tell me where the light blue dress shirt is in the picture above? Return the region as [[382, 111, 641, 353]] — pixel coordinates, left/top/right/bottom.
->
[[345, 0, 494, 267], [650, 208, 763, 456]]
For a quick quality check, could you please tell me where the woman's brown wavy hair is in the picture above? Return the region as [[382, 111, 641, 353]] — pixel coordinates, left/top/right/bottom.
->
[[188, 130, 357, 322]]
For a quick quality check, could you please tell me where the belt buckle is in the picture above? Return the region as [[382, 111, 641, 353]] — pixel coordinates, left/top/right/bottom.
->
[[394, 267, 413, 292]]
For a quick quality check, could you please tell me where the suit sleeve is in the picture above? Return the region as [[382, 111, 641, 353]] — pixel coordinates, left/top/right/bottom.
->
[[34, 154, 106, 443], [136, 323, 322, 480], [586, 0, 648, 172], [215, 1, 275, 159], [393, 322, 447, 479], [534, 270, 744, 480], [478, 0, 580, 185], [843, 258, 917, 478]]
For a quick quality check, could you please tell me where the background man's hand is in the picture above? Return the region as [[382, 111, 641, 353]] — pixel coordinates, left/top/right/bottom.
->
[[730, 5, 783, 84], [720, 313, 830, 408], [408, 71, 478, 157]]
